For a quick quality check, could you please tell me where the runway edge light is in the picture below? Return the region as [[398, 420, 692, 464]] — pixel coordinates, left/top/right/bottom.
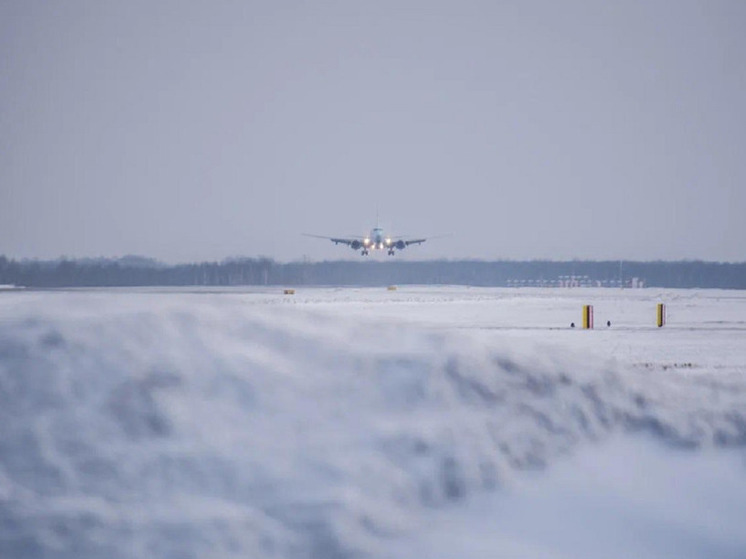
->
[[583, 305, 594, 329], [657, 303, 666, 327]]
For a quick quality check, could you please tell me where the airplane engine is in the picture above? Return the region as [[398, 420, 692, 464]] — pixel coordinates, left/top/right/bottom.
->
[[350, 240, 362, 250], [395, 240, 406, 250]]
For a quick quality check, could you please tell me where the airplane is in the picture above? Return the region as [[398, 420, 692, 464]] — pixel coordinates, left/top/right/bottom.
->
[[304, 226, 428, 256]]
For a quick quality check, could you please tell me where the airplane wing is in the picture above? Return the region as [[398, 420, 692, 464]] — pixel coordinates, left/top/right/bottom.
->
[[397, 233, 452, 246], [303, 233, 363, 247]]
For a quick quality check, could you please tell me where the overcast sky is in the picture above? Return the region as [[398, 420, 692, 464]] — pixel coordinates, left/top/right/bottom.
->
[[1, 1, 744, 263]]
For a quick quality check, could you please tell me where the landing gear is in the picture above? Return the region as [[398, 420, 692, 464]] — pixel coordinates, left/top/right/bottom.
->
[[388, 250, 395, 256], [361, 249, 369, 256]]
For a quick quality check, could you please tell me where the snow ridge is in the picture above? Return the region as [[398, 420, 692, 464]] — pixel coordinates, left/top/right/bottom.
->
[[1, 298, 744, 558]]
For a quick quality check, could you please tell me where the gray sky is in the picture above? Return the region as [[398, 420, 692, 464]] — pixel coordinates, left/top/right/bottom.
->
[[1, 1, 744, 263]]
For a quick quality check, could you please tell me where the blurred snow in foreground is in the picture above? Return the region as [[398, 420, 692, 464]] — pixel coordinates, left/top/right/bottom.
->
[[0, 287, 745, 558]]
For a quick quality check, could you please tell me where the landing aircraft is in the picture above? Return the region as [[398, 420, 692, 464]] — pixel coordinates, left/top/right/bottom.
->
[[304, 226, 427, 256]]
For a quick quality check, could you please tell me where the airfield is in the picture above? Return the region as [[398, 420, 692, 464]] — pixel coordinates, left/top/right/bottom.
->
[[1, 286, 745, 558]]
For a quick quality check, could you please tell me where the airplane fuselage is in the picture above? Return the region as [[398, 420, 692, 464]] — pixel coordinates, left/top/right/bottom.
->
[[363, 227, 392, 252], [358, 227, 413, 255]]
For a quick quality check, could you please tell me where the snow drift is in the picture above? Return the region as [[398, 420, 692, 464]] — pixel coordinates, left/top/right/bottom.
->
[[0, 292, 745, 558]]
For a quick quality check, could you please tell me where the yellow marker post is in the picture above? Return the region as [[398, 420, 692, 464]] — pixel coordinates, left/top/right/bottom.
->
[[657, 303, 666, 327], [582, 305, 594, 329]]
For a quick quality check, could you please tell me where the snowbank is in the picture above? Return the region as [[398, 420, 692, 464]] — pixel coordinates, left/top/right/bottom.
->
[[0, 291, 745, 558]]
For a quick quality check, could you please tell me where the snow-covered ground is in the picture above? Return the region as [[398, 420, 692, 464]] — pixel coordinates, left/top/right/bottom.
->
[[1, 286, 745, 558]]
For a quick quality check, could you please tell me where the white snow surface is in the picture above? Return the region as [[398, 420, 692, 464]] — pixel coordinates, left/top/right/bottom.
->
[[1, 286, 745, 558]]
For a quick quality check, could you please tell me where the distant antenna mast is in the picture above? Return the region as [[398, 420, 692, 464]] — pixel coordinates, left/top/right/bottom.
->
[[376, 206, 379, 228]]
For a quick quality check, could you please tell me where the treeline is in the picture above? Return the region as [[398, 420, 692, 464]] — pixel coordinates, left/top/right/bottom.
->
[[1, 255, 745, 289]]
